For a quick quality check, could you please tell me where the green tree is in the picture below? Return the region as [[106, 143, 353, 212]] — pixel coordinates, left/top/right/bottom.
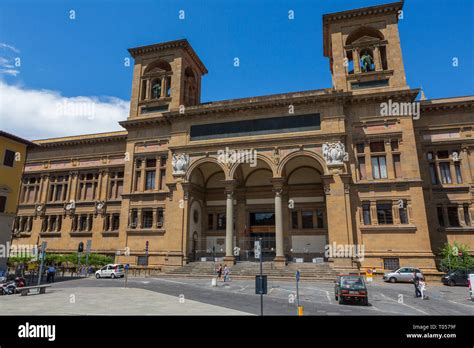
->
[[438, 242, 474, 272]]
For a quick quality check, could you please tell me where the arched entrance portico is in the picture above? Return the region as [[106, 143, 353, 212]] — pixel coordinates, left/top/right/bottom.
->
[[183, 150, 331, 267]]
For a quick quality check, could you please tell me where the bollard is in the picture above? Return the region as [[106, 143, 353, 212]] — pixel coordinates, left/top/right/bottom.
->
[[211, 277, 217, 287], [298, 306, 303, 316]]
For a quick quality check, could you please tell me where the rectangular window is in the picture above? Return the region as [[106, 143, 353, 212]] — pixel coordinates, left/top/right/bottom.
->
[[447, 207, 460, 227], [358, 157, 366, 180], [464, 205, 471, 226], [356, 143, 365, 154], [371, 156, 387, 179], [142, 210, 153, 228], [159, 169, 166, 190], [383, 258, 400, 270], [437, 207, 445, 227], [190, 113, 321, 141], [112, 215, 120, 230], [109, 171, 124, 199], [439, 163, 452, 184], [301, 211, 313, 229], [370, 141, 385, 153], [316, 210, 324, 228], [291, 211, 298, 229], [208, 214, 214, 230], [455, 163, 462, 184], [362, 203, 371, 225], [3, 149, 15, 167], [217, 213, 226, 229], [390, 140, 399, 151], [145, 171, 156, 190], [393, 155, 401, 178], [0, 196, 6, 213], [130, 210, 138, 228], [377, 203, 393, 224], [157, 208, 164, 227], [399, 201, 408, 224], [134, 171, 141, 191], [429, 163, 438, 184]]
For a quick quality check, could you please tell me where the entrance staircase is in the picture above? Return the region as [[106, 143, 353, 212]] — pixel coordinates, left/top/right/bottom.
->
[[163, 261, 343, 281]]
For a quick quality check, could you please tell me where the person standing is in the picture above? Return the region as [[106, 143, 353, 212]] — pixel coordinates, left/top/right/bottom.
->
[[419, 279, 427, 300], [413, 271, 421, 298], [216, 264, 223, 281], [47, 265, 56, 283], [223, 264, 230, 282]]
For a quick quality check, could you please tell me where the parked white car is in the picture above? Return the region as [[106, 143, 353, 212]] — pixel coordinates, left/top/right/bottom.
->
[[95, 264, 125, 279], [383, 267, 423, 283]]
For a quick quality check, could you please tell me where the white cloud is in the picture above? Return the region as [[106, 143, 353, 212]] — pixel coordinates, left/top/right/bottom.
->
[[0, 43, 20, 54], [0, 81, 129, 140]]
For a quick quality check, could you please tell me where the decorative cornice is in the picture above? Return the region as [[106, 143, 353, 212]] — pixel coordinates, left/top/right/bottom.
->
[[127, 39, 208, 75], [323, 1, 404, 57]]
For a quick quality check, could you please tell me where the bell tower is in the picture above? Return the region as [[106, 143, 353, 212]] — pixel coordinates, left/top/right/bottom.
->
[[323, 1, 408, 93], [127, 39, 208, 118]]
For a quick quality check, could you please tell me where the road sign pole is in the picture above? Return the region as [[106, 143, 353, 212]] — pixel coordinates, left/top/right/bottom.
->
[[259, 237, 263, 316], [37, 242, 47, 286]]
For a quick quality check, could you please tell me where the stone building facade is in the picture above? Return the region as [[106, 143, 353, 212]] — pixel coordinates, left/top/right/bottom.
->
[[11, 2, 474, 271]]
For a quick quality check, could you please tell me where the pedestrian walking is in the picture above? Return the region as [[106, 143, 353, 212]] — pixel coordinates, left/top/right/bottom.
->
[[216, 264, 223, 281], [413, 271, 421, 298], [223, 264, 230, 282], [419, 279, 428, 300], [47, 265, 56, 283]]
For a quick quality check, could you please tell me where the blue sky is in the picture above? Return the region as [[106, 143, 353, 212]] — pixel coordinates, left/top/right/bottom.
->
[[0, 0, 473, 139]]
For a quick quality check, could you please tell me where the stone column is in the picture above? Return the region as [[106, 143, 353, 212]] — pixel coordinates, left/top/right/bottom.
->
[[458, 205, 466, 227], [223, 180, 236, 264], [271, 178, 285, 267], [146, 79, 151, 100], [374, 46, 383, 71], [353, 49, 361, 74], [385, 140, 394, 179], [137, 209, 142, 229]]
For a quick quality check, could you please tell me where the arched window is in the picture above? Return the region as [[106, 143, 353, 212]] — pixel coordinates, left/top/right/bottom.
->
[[345, 26, 386, 74], [141, 59, 172, 100]]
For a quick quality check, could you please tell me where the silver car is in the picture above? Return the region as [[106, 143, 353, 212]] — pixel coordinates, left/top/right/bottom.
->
[[383, 267, 423, 283], [95, 264, 125, 279]]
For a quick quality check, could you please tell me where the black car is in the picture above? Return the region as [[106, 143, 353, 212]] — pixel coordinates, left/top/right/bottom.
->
[[442, 269, 473, 286], [334, 274, 369, 305]]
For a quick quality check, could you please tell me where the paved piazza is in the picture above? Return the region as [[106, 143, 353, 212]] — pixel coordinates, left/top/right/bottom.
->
[[1, 276, 472, 316]]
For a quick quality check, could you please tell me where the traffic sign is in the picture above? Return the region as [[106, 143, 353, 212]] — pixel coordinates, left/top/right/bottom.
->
[[254, 240, 261, 259], [255, 275, 267, 295]]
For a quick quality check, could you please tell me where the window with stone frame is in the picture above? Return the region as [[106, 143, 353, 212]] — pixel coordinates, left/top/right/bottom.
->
[[129, 209, 138, 229], [426, 150, 463, 186], [370, 141, 387, 179], [142, 210, 153, 228], [109, 171, 124, 200], [362, 202, 371, 225], [463, 204, 471, 226], [376, 203, 393, 224], [48, 174, 69, 202], [42, 215, 62, 232], [447, 206, 460, 227], [72, 214, 93, 232], [21, 176, 41, 204], [134, 156, 167, 192], [78, 172, 99, 201]]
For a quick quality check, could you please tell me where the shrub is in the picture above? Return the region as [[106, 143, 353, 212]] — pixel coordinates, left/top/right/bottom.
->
[[438, 242, 474, 272]]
